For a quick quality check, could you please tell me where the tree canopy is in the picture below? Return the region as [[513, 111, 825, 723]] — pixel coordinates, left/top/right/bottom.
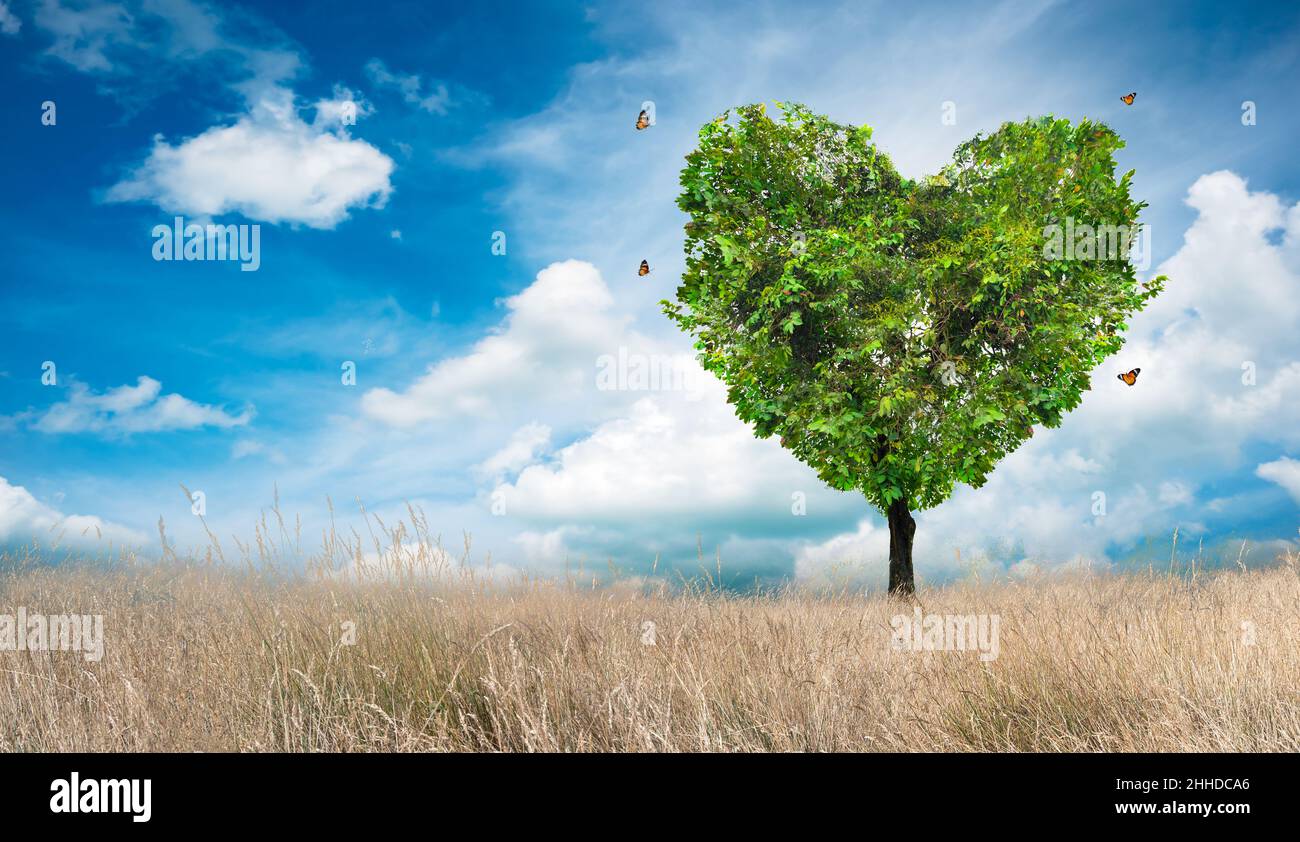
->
[[665, 102, 1166, 519]]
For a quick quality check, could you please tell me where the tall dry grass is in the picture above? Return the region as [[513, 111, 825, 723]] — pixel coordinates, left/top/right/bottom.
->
[[1, 515, 1298, 752]]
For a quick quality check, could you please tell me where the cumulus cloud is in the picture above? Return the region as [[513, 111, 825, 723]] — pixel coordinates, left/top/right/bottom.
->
[[494, 389, 806, 524], [30, 1, 394, 227], [25, 376, 252, 435], [0, 475, 147, 548], [361, 260, 631, 426], [793, 519, 887, 586], [477, 423, 552, 479], [309, 85, 373, 129], [105, 86, 393, 228], [1257, 458, 1300, 503], [512, 526, 585, 568], [1065, 171, 1300, 466], [339, 259, 858, 580]]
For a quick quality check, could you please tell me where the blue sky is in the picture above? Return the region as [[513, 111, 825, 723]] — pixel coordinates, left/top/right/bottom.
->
[[2, 0, 1299, 587]]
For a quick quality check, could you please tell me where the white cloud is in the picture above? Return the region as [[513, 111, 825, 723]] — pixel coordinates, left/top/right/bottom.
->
[[1158, 481, 1194, 507], [361, 260, 630, 426], [106, 87, 394, 228], [31, 2, 393, 228], [357, 260, 847, 537], [26, 376, 252, 435], [1063, 171, 1300, 464], [793, 519, 887, 585], [512, 527, 584, 568], [311, 259, 858, 582], [477, 423, 551, 479], [0, 474, 147, 547], [1257, 458, 1300, 503], [495, 389, 807, 523], [309, 85, 372, 129]]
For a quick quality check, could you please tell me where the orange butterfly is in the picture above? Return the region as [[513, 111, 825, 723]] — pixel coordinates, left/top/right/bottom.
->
[[638, 259, 650, 276], [1117, 367, 1141, 386], [1120, 92, 1136, 105], [636, 110, 650, 130]]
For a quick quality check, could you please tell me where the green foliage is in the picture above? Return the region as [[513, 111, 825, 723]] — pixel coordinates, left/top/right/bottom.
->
[[665, 102, 1166, 512]]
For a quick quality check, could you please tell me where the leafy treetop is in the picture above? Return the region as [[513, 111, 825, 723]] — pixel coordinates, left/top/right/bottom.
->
[[665, 102, 1165, 513]]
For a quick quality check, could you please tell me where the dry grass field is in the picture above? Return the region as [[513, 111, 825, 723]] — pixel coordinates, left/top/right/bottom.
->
[[1, 515, 1298, 752]]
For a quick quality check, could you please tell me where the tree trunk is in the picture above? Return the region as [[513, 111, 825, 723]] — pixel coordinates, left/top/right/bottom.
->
[[887, 498, 916, 596]]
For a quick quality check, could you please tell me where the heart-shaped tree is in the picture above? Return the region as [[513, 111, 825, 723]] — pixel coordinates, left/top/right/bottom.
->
[[665, 102, 1166, 595]]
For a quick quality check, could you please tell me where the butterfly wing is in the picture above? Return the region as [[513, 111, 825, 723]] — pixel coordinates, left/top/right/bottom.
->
[[638, 260, 650, 276], [636, 110, 649, 130], [1121, 92, 1136, 105]]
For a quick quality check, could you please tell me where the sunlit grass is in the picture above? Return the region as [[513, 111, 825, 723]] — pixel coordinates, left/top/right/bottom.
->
[[1, 511, 1297, 752]]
